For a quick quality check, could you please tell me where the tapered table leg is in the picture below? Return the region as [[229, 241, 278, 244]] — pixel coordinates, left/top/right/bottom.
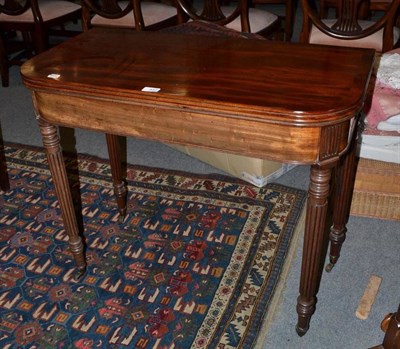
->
[[326, 135, 358, 272], [39, 119, 86, 276], [296, 164, 333, 336], [105, 134, 127, 222]]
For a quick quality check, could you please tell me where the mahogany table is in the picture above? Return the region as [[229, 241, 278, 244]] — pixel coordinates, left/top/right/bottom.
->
[[21, 26, 375, 336]]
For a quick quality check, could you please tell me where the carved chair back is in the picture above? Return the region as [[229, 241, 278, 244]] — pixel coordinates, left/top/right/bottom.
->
[[300, 0, 400, 52], [81, 0, 180, 31]]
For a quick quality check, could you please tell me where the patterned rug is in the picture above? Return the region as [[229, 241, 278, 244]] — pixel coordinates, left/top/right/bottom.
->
[[0, 143, 306, 349]]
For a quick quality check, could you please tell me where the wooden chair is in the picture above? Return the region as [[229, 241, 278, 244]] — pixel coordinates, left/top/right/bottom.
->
[[300, 0, 400, 52], [81, 0, 180, 31], [250, 0, 298, 41], [0, 0, 81, 87], [176, 0, 281, 38]]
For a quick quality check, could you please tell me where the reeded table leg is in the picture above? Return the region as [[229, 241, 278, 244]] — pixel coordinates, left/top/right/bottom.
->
[[39, 119, 86, 277], [326, 136, 358, 272], [296, 164, 333, 336], [105, 134, 127, 222]]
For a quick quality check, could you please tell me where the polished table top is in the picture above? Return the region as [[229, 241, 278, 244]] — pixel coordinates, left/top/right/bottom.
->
[[21, 26, 375, 336], [22, 27, 375, 164]]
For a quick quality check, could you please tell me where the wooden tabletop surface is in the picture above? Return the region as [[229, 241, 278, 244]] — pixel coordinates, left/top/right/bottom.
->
[[21, 27, 375, 126]]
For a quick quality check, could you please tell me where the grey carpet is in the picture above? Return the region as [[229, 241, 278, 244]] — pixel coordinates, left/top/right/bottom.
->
[[1, 9, 399, 347]]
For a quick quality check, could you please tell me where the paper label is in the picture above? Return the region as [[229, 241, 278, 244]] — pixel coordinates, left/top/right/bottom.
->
[[47, 74, 60, 80], [141, 87, 160, 92]]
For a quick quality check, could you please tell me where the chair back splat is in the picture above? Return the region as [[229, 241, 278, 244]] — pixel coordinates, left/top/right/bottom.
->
[[300, 0, 400, 52]]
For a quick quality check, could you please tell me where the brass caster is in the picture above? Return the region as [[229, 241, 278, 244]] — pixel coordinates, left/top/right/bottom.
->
[[325, 263, 334, 272]]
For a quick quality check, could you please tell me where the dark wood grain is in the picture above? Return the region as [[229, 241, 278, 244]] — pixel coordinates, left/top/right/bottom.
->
[[22, 28, 374, 125], [21, 27, 375, 335]]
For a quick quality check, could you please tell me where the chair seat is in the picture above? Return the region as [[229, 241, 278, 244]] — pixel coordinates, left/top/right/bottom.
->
[[310, 19, 400, 52], [0, 0, 81, 23], [221, 6, 278, 33], [90, 1, 177, 28]]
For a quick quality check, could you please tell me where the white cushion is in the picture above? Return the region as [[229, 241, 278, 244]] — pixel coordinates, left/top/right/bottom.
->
[[91, 1, 177, 28], [221, 6, 278, 33], [310, 19, 400, 52], [0, 0, 80, 23]]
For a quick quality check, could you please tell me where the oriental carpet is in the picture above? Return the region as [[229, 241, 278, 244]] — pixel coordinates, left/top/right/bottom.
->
[[0, 143, 306, 349]]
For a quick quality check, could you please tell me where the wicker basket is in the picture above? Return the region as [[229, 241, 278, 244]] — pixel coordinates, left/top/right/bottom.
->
[[350, 158, 400, 221]]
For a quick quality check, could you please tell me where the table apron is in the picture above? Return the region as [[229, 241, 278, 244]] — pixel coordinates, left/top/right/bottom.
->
[[33, 92, 352, 165]]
